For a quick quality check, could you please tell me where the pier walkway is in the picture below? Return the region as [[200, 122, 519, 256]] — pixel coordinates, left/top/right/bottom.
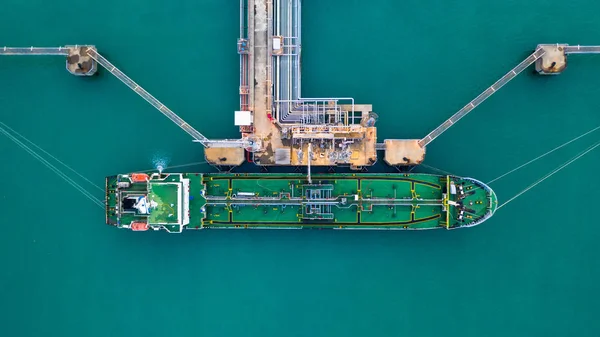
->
[[1, 45, 98, 75], [0, 46, 69, 55], [418, 48, 546, 148], [419, 44, 600, 148], [84, 48, 251, 149], [564, 45, 600, 54]]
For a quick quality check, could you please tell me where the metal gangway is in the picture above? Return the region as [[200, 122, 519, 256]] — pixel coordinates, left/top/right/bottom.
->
[[84, 48, 255, 150], [418, 48, 546, 148], [564, 45, 600, 54], [0, 46, 69, 55]]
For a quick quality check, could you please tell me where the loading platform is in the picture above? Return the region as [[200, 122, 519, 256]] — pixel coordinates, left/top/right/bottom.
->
[[239, 0, 380, 169]]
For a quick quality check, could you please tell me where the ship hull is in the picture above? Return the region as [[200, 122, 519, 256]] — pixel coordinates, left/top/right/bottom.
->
[[105, 173, 498, 233]]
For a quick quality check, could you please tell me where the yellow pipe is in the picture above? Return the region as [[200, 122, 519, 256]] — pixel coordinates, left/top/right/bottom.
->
[[446, 176, 450, 229]]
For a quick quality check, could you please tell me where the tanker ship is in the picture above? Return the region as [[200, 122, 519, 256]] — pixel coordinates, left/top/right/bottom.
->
[[105, 172, 497, 233]]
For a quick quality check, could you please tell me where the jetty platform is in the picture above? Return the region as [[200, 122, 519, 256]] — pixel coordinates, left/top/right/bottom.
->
[[3, 5, 600, 171]]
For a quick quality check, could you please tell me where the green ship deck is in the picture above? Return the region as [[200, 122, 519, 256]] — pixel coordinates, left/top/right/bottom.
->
[[105, 173, 498, 233]]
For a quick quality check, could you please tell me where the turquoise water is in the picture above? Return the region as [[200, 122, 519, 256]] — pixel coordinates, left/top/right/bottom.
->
[[1, 1, 600, 336]]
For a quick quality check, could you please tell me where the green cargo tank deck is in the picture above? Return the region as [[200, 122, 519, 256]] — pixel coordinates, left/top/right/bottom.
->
[[106, 172, 498, 233]]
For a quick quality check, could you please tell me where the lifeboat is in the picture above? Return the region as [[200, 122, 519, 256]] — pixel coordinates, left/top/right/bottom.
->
[[131, 222, 148, 231], [131, 173, 149, 183]]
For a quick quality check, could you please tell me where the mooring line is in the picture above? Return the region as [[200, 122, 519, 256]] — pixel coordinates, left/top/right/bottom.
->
[[1, 127, 105, 208], [497, 139, 600, 210], [137, 161, 208, 173], [487, 124, 600, 185], [419, 163, 454, 176], [0, 126, 105, 209], [0, 122, 104, 192]]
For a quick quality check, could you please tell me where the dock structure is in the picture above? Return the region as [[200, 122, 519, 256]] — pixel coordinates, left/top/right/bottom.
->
[[3, 27, 600, 169], [536, 44, 600, 74]]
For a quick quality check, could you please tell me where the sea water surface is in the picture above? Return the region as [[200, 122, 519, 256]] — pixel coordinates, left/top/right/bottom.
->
[[1, 1, 599, 336]]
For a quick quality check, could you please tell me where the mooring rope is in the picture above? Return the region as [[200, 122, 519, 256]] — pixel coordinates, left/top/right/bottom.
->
[[0, 125, 105, 209], [419, 163, 455, 176], [0, 122, 104, 192], [487, 124, 600, 185], [497, 139, 600, 210], [137, 160, 209, 173]]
